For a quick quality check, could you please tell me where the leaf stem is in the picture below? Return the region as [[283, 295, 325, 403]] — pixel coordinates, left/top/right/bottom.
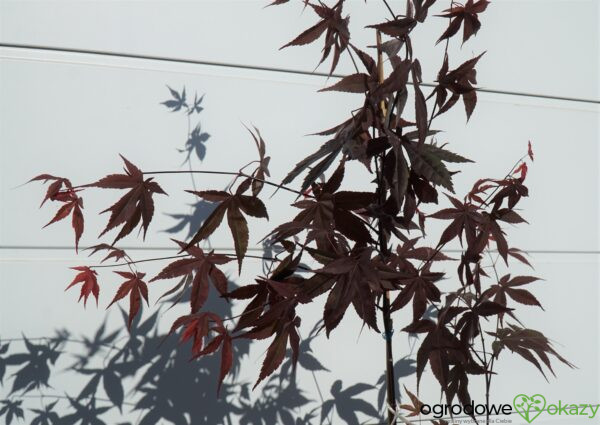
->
[[382, 0, 396, 19], [89, 252, 314, 272], [142, 169, 309, 197]]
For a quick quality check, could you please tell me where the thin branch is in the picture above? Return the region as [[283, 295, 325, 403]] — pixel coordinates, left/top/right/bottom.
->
[[382, 0, 396, 19], [347, 48, 361, 74], [89, 252, 315, 272], [90, 254, 188, 269], [142, 169, 310, 197]]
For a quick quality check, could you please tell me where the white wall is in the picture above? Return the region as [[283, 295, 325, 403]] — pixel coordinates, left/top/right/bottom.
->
[[0, 1, 598, 424]]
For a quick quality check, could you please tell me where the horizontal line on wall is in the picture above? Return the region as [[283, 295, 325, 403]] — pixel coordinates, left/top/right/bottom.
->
[[1, 43, 598, 105], [0, 245, 598, 255], [0, 245, 262, 252]]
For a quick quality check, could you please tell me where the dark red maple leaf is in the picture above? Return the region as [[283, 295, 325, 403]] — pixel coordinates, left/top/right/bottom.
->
[[151, 240, 232, 313], [273, 162, 376, 248], [225, 249, 303, 389], [437, 0, 490, 44], [30, 175, 85, 252], [226, 248, 303, 338], [390, 268, 444, 322], [85, 155, 166, 244], [281, 0, 350, 75], [430, 53, 485, 120], [489, 325, 574, 379], [66, 266, 99, 307], [29, 174, 73, 206], [482, 274, 543, 322], [86, 244, 127, 263], [454, 300, 513, 343], [107, 271, 149, 329], [169, 312, 232, 394], [489, 177, 529, 212], [305, 246, 402, 335], [409, 318, 470, 391], [429, 194, 485, 247], [185, 188, 268, 272]]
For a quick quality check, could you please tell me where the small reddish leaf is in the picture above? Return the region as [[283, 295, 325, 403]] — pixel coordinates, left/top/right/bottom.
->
[[514, 162, 528, 180], [107, 271, 149, 329], [66, 266, 99, 307], [528, 141, 534, 161]]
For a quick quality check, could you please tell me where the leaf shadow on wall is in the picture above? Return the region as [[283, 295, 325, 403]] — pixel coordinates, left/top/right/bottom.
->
[[0, 289, 414, 424]]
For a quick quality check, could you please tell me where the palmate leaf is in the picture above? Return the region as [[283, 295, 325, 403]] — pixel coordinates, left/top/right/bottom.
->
[[437, 0, 490, 44], [403, 140, 472, 192], [85, 155, 166, 244], [281, 137, 343, 193], [168, 312, 233, 394], [254, 328, 289, 389], [30, 174, 85, 251], [277, 162, 376, 246], [431, 53, 485, 120], [482, 274, 543, 318], [66, 266, 100, 307], [107, 271, 149, 329], [281, 0, 350, 75], [309, 247, 403, 335], [185, 190, 268, 272], [151, 239, 231, 312], [489, 324, 574, 380]]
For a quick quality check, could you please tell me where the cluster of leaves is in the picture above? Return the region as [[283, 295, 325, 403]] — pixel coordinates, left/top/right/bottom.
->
[[29, 0, 570, 423]]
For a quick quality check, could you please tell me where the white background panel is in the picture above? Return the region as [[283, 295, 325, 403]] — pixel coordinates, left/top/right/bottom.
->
[[1, 51, 598, 252], [0, 0, 598, 101]]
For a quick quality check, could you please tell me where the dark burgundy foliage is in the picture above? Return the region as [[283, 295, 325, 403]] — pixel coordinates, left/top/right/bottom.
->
[[86, 155, 166, 244], [31, 1, 570, 424], [30, 174, 84, 251]]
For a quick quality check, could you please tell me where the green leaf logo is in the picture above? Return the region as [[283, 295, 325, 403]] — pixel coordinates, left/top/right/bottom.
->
[[513, 393, 546, 423]]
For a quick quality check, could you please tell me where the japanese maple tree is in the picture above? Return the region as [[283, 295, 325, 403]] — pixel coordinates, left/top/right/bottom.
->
[[30, 1, 571, 424]]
